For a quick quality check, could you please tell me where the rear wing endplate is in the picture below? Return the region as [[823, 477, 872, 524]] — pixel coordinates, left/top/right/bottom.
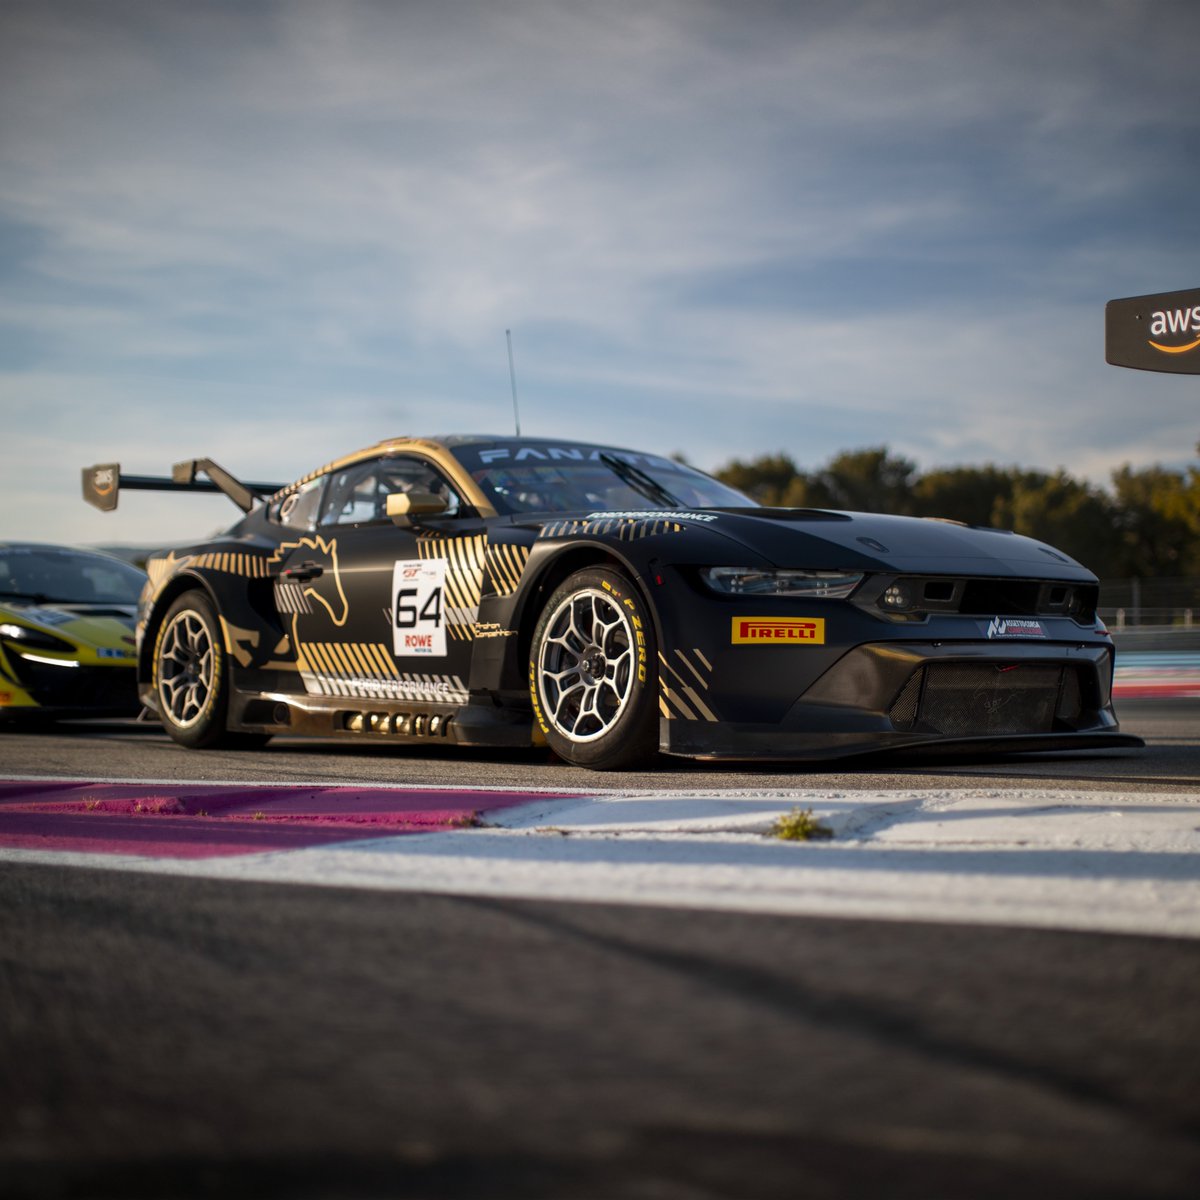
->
[[82, 459, 286, 514]]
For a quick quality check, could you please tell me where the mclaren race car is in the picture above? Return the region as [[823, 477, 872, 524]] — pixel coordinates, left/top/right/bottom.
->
[[82, 436, 1139, 769], [0, 542, 144, 722]]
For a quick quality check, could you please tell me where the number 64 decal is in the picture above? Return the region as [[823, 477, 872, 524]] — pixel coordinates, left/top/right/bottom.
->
[[393, 559, 447, 657]]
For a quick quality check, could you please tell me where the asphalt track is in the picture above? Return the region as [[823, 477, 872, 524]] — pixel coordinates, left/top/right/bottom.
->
[[0, 696, 1196, 795], [2, 698, 1199, 1198]]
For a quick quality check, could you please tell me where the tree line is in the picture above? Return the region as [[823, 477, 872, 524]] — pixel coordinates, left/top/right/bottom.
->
[[710, 442, 1200, 579]]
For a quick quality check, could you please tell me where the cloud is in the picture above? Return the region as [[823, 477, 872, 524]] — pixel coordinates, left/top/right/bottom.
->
[[1, 0, 1199, 545]]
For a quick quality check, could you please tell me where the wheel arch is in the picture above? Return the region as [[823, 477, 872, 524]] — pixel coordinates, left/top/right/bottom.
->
[[138, 572, 221, 685], [514, 542, 665, 683]]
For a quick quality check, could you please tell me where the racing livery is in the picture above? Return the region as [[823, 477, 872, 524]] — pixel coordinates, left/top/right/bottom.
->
[[83, 435, 1139, 769], [0, 543, 143, 721]]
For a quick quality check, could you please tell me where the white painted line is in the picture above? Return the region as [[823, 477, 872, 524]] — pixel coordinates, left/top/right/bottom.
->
[[4, 786, 1199, 939]]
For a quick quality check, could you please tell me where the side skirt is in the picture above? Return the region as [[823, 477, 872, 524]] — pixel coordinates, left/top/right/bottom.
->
[[225, 689, 536, 749]]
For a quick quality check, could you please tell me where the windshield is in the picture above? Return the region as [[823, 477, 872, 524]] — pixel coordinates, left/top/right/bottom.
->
[[0, 547, 145, 605], [451, 442, 754, 516]]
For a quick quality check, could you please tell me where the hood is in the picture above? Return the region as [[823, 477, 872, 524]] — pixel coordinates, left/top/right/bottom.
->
[[0, 600, 138, 659], [698, 508, 1097, 581]]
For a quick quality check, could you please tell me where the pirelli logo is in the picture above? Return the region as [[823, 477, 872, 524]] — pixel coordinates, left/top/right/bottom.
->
[[731, 617, 825, 645]]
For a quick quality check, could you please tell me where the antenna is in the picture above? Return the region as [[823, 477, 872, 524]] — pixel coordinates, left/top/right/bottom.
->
[[506, 328, 522, 437]]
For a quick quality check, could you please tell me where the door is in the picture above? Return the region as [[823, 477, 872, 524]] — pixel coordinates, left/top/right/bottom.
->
[[275, 455, 485, 708]]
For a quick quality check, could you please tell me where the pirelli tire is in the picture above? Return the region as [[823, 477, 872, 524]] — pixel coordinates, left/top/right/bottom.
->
[[152, 591, 266, 750], [530, 566, 659, 770]]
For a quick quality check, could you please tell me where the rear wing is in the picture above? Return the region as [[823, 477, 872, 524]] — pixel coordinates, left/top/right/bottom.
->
[[82, 459, 286, 514]]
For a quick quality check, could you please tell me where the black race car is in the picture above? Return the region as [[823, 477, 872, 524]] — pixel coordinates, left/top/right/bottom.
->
[[82, 436, 1139, 769]]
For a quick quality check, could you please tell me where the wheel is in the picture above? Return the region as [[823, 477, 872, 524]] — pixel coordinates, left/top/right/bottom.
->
[[530, 566, 659, 770], [153, 591, 266, 749]]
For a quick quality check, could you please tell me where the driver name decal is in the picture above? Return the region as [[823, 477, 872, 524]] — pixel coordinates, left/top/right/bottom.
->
[[393, 559, 446, 656]]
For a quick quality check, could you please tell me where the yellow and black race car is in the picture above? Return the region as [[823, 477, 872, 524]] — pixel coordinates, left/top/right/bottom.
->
[[82, 436, 1140, 769], [0, 542, 144, 722]]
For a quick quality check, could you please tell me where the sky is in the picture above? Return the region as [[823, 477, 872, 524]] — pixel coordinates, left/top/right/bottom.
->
[[2, 0, 1199, 547]]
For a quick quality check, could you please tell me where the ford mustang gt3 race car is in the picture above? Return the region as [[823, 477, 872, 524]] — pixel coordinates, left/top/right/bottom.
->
[[0, 542, 144, 722], [82, 436, 1140, 769]]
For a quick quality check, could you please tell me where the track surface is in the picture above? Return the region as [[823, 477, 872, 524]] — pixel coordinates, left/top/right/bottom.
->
[[2, 698, 1198, 1198], [0, 697, 1195, 794], [6, 863, 1200, 1200]]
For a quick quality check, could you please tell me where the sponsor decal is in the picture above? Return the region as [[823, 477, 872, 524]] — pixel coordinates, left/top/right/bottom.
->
[[92, 467, 116, 496], [473, 621, 517, 639], [584, 510, 717, 523], [477, 446, 673, 467], [96, 648, 134, 659], [16, 607, 75, 626], [393, 558, 447, 656], [984, 617, 1047, 640], [731, 617, 825, 645], [1148, 304, 1200, 354], [1106, 288, 1200, 374]]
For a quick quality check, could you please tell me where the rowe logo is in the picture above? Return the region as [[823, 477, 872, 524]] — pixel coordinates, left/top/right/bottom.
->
[[732, 617, 825, 645]]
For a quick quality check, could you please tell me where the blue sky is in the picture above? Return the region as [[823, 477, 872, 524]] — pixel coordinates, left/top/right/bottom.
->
[[2, 0, 1199, 546]]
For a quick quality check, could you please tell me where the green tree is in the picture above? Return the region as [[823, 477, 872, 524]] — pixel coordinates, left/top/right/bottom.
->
[[1110, 461, 1199, 576], [714, 453, 805, 506], [808, 447, 918, 514], [1005, 471, 1119, 576], [910, 465, 1018, 528]]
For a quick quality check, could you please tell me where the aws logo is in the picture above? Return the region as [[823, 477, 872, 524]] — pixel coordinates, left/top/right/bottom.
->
[[1148, 304, 1200, 355], [1106, 288, 1200, 376]]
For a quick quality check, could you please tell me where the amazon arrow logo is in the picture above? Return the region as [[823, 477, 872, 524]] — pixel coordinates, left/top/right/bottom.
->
[[1147, 304, 1200, 354]]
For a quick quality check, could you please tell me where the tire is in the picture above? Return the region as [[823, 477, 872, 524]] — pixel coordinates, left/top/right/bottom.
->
[[530, 566, 659, 770], [152, 591, 265, 750]]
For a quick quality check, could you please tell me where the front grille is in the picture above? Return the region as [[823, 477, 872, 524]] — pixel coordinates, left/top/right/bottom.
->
[[889, 663, 1085, 736], [856, 575, 1099, 623]]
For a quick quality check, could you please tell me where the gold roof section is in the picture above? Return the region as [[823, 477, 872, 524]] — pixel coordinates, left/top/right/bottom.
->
[[272, 436, 498, 518]]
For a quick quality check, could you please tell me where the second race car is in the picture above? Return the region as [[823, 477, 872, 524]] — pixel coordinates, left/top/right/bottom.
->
[[0, 542, 144, 722]]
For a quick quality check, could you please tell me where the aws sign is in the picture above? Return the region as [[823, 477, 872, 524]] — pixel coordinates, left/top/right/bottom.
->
[[1106, 287, 1200, 374]]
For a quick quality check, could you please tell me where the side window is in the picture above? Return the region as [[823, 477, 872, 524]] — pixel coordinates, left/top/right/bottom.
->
[[320, 456, 462, 527], [269, 476, 325, 531]]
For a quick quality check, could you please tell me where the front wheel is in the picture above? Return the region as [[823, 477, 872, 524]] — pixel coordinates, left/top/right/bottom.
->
[[530, 567, 659, 770], [153, 591, 263, 749]]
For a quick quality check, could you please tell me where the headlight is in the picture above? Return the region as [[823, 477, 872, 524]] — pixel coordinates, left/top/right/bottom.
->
[[700, 568, 863, 598], [0, 622, 75, 653]]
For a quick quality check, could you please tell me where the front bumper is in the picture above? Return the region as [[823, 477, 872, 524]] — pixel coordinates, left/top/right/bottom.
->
[[660, 639, 1142, 761]]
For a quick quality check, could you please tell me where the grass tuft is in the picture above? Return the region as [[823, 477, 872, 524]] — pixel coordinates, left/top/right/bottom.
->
[[770, 807, 833, 842]]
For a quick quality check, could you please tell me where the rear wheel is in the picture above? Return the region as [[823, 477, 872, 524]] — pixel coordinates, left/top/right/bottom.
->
[[153, 591, 266, 749], [530, 567, 658, 770]]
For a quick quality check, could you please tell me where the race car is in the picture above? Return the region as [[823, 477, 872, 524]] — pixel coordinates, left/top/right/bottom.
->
[[82, 436, 1140, 769], [0, 542, 144, 722]]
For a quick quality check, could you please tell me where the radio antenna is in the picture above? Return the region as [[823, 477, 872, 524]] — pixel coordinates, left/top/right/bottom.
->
[[506, 328, 522, 437]]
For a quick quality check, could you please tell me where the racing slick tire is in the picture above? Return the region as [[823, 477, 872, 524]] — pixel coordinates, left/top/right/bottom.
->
[[153, 591, 267, 750], [530, 566, 658, 770]]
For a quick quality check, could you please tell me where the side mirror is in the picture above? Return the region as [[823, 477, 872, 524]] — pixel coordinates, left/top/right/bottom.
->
[[387, 491, 449, 524]]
